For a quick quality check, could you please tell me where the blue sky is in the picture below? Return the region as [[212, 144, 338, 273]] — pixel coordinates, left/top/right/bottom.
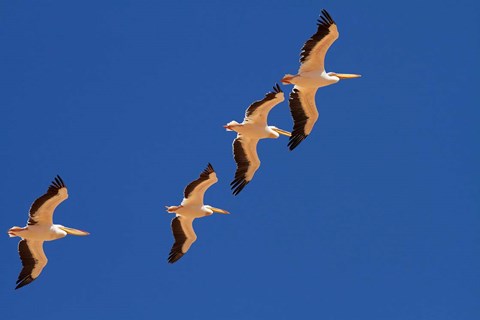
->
[[1, 0, 479, 319]]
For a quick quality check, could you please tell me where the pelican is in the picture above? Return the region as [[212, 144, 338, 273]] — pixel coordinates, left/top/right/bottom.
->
[[224, 84, 291, 195], [165, 163, 230, 263], [281, 9, 361, 150], [8, 175, 89, 289]]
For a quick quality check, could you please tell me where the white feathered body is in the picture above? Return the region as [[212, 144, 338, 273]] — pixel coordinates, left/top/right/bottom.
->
[[176, 200, 214, 218], [225, 120, 278, 140], [8, 224, 67, 241], [284, 71, 339, 88]]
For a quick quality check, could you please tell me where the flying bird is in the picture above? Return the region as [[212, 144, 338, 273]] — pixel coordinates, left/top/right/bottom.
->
[[224, 84, 291, 195], [165, 163, 230, 263], [281, 9, 361, 150], [8, 175, 89, 289]]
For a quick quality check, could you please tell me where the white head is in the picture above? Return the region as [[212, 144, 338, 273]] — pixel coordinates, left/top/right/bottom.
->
[[268, 128, 280, 139]]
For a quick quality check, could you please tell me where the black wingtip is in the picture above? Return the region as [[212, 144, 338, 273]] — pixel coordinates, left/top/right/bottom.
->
[[204, 163, 215, 174], [319, 9, 335, 25], [288, 134, 308, 151], [167, 252, 184, 264], [56, 175, 65, 187], [15, 276, 35, 290], [264, 84, 282, 100], [321, 9, 333, 20], [272, 83, 283, 94], [231, 180, 249, 196], [51, 175, 66, 189]]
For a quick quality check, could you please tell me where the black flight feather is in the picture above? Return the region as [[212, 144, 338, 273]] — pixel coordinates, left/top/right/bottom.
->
[[183, 164, 215, 199], [300, 9, 336, 64], [168, 217, 188, 263], [15, 240, 37, 289], [287, 89, 309, 150], [230, 138, 251, 195], [28, 175, 66, 225], [245, 84, 283, 118]]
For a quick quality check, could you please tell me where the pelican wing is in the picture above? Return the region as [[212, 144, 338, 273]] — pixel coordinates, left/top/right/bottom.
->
[[168, 216, 197, 263], [28, 175, 68, 226], [182, 163, 218, 205], [231, 136, 260, 195], [288, 86, 319, 150], [299, 9, 339, 74], [244, 84, 284, 125], [15, 240, 48, 289]]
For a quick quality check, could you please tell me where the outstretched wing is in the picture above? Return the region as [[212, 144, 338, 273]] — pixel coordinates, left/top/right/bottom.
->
[[287, 86, 319, 150], [183, 163, 218, 205], [231, 136, 260, 195], [168, 216, 197, 264], [299, 9, 339, 74], [244, 84, 285, 125], [16, 240, 48, 289], [28, 175, 68, 226]]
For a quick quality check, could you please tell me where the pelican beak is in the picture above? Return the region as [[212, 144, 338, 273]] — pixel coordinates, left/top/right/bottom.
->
[[335, 73, 362, 79], [210, 207, 230, 214], [272, 127, 292, 137], [59, 226, 90, 236]]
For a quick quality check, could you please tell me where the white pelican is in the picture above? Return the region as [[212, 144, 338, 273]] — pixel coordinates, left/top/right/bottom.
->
[[224, 84, 291, 195], [281, 9, 361, 150], [165, 163, 230, 263], [8, 175, 89, 289]]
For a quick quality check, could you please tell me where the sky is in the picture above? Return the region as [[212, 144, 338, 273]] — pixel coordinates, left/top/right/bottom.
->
[[0, 0, 479, 319]]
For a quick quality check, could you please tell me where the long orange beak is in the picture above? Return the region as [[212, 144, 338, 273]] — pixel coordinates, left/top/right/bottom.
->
[[335, 73, 362, 79], [272, 127, 292, 137], [210, 206, 230, 214], [58, 226, 90, 236]]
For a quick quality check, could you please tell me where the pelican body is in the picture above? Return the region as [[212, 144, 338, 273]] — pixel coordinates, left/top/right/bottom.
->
[[225, 120, 284, 140], [282, 9, 361, 150], [8, 175, 89, 289], [225, 84, 291, 195], [9, 224, 70, 241], [165, 163, 229, 263], [282, 70, 344, 89]]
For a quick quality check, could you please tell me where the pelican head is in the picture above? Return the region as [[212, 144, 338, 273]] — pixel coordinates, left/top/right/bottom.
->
[[204, 205, 230, 215], [57, 225, 90, 236]]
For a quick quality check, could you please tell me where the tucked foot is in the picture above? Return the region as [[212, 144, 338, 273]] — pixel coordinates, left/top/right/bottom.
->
[[281, 74, 296, 84]]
